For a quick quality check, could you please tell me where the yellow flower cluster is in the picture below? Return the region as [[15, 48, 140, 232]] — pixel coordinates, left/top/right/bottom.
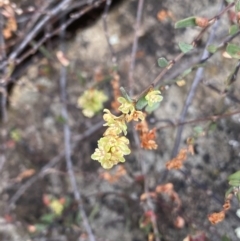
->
[[91, 89, 163, 169], [49, 199, 64, 216], [78, 89, 108, 118], [91, 97, 145, 169]]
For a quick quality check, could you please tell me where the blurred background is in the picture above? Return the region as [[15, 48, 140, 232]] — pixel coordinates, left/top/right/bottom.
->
[[0, 0, 240, 240]]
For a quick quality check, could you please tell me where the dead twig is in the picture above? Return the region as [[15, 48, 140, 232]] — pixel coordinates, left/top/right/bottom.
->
[[58, 17, 96, 241], [0, 0, 106, 83], [8, 0, 73, 64]]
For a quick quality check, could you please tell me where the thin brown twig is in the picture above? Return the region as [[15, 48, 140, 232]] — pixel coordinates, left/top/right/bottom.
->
[[160, 31, 240, 108], [8, 121, 103, 209], [162, 27, 240, 87], [9, 0, 73, 63], [132, 128, 161, 241], [24, 0, 55, 36], [128, 0, 145, 95], [0, 0, 106, 82], [136, 2, 235, 101], [155, 2, 235, 87], [199, 29, 240, 64], [156, 109, 240, 130], [59, 17, 95, 239], [171, 2, 224, 158]]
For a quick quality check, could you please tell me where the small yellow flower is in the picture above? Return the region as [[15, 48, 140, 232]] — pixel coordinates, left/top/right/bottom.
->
[[49, 199, 64, 216], [91, 144, 111, 161], [78, 89, 108, 118], [91, 135, 131, 169], [103, 109, 127, 135], [126, 110, 145, 122], [115, 136, 131, 154], [103, 109, 118, 124], [117, 97, 135, 114], [145, 90, 163, 107]]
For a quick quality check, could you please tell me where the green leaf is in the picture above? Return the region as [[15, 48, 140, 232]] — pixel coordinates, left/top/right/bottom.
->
[[226, 43, 240, 59], [229, 179, 240, 187], [145, 102, 160, 113], [228, 170, 240, 181], [89, 204, 100, 222], [120, 87, 132, 102], [56, 115, 66, 124], [157, 57, 169, 68], [180, 68, 193, 78], [236, 0, 240, 12], [229, 25, 239, 36], [225, 0, 234, 2], [177, 68, 193, 81], [178, 42, 193, 54], [207, 44, 218, 54], [75, 211, 82, 224], [225, 187, 234, 199], [193, 126, 204, 136], [166, 68, 193, 85], [40, 213, 56, 224], [63, 196, 71, 208], [10, 129, 21, 142], [208, 122, 217, 132], [221, 235, 232, 241], [175, 16, 196, 29], [136, 96, 148, 110], [77, 71, 86, 85]]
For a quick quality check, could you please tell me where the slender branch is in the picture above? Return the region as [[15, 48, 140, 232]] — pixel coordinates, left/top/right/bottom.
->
[[8, 121, 103, 209], [59, 19, 96, 241], [23, 0, 55, 36], [0, 0, 106, 77], [8, 150, 63, 210], [200, 29, 240, 64], [171, 4, 223, 158], [9, 0, 73, 63], [162, 28, 240, 87], [128, 0, 145, 95], [155, 2, 235, 86], [206, 82, 240, 104], [136, 2, 235, 100], [132, 129, 161, 241], [156, 109, 240, 130]]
